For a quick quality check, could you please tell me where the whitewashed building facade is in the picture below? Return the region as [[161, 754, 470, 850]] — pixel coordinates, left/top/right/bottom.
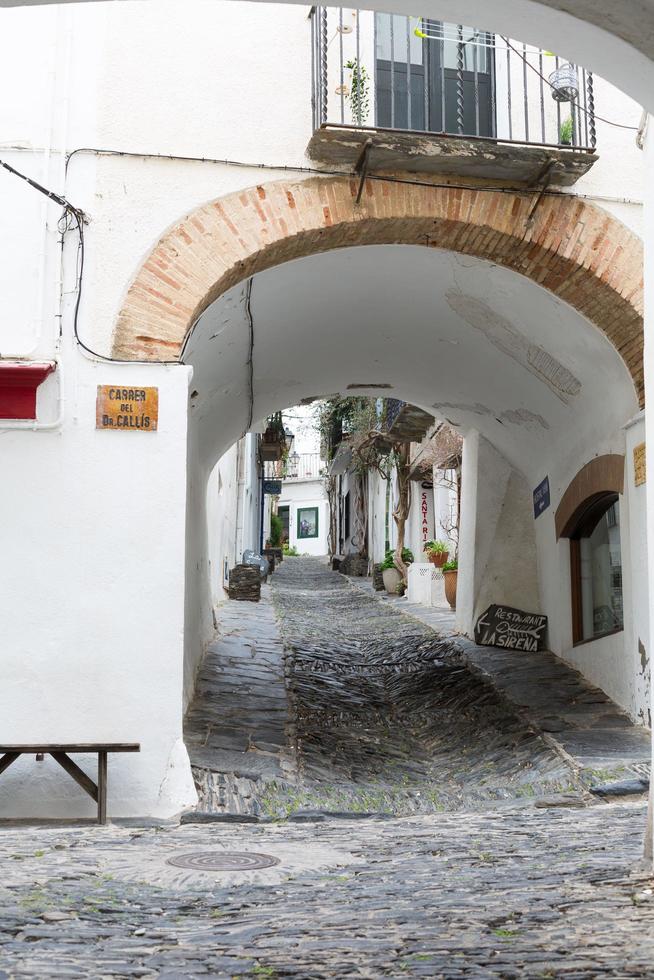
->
[[0, 0, 650, 820]]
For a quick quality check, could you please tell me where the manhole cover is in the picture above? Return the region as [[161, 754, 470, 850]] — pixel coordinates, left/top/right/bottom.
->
[[166, 851, 280, 872]]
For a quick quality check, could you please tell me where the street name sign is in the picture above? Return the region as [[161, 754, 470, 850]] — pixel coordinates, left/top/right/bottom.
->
[[634, 442, 646, 486], [96, 385, 159, 431], [475, 604, 548, 653], [533, 476, 550, 518]]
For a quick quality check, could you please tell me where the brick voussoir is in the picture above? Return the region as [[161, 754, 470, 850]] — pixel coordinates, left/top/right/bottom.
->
[[113, 176, 644, 400]]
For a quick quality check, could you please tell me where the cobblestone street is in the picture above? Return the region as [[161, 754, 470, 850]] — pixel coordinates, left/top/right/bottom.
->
[[2, 557, 653, 978]]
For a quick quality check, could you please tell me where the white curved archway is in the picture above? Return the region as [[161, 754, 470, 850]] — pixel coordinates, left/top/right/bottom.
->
[[181, 242, 640, 703]]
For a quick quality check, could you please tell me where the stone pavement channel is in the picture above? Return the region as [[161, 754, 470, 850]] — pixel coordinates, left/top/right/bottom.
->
[[3, 556, 654, 978], [349, 577, 652, 782], [187, 557, 649, 817]]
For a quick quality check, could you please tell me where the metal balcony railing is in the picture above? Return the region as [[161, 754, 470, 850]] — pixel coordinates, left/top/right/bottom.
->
[[264, 453, 326, 481], [288, 452, 325, 480], [310, 8, 597, 151], [385, 398, 405, 432]]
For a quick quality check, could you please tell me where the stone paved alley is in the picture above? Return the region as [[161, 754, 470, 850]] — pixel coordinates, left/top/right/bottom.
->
[[2, 557, 653, 978]]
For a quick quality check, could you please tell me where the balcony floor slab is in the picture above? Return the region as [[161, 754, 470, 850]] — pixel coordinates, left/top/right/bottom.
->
[[307, 125, 598, 187]]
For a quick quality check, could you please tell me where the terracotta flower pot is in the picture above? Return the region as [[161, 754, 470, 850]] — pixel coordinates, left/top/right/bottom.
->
[[382, 567, 402, 595], [443, 569, 458, 609], [427, 551, 449, 568]]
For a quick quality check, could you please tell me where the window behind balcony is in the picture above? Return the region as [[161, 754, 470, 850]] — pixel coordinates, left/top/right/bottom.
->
[[375, 15, 495, 137]]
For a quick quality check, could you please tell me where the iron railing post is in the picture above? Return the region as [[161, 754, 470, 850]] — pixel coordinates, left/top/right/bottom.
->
[[456, 24, 464, 134], [320, 7, 328, 126], [587, 71, 597, 149]]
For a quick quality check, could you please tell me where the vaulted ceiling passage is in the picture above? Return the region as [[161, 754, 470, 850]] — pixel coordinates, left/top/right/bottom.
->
[[184, 243, 637, 478]]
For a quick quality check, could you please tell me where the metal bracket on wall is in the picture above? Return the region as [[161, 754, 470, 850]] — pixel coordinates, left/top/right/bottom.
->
[[525, 158, 556, 225], [354, 138, 373, 205]]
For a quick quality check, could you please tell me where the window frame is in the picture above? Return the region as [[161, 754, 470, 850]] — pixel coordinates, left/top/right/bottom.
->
[[569, 492, 623, 646], [297, 506, 319, 540]]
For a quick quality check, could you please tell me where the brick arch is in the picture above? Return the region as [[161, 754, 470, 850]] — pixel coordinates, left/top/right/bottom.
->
[[113, 175, 644, 404]]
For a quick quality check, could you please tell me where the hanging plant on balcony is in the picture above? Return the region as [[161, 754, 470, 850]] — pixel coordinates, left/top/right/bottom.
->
[[559, 117, 573, 145], [260, 412, 287, 462], [345, 59, 370, 125]]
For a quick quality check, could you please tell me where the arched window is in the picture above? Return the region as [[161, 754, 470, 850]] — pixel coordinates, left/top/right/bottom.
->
[[569, 495, 623, 644], [555, 455, 625, 646]]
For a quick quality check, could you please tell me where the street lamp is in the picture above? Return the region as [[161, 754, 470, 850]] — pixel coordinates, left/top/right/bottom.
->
[[288, 450, 300, 478]]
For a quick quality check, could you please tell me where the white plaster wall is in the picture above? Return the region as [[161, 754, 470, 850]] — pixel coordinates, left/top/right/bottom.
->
[[473, 462, 541, 622], [624, 417, 650, 726], [278, 478, 329, 555], [206, 435, 262, 607], [243, 435, 263, 558], [0, 346, 197, 818], [186, 430, 263, 711], [368, 470, 389, 563], [570, 75, 645, 236], [206, 443, 239, 608], [0, 0, 645, 365], [457, 432, 540, 633], [555, 420, 650, 726], [433, 469, 459, 557], [0, 0, 649, 821], [457, 427, 650, 726]]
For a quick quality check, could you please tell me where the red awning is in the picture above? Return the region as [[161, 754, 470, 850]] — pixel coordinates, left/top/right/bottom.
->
[[0, 362, 55, 420]]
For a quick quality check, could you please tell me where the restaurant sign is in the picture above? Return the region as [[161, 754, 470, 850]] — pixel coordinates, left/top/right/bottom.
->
[[475, 604, 548, 653], [96, 386, 158, 431]]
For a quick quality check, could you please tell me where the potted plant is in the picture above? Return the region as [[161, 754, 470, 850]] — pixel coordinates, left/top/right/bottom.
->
[[345, 59, 370, 125], [559, 117, 573, 145], [381, 547, 413, 595], [442, 558, 458, 610], [424, 539, 449, 568], [260, 412, 287, 462]]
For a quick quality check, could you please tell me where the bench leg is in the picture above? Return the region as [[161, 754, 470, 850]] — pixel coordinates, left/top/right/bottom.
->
[[97, 751, 107, 825], [51, 752, 98, 803]]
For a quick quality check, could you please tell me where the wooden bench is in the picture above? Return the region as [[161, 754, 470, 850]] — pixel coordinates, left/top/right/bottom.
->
[[0, 744, 140, 824]]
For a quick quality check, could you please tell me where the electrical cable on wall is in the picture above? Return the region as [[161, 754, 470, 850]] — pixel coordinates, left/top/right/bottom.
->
[[243, 277, 255, 438], [3, 106, 642, 371], [0, 155, 180, 365], [64, 144, 620, 200]]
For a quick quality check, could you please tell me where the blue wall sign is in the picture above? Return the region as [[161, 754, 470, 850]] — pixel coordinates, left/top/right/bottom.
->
[[533, 476, 550, 519], [263, 479, 282, 495]]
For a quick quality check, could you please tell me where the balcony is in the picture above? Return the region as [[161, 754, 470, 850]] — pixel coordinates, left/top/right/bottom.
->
[[259, 413, 289, 462], [265, 453, 326, 481], [309, 9, 598, 186], [385, 399, 434, 443]]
